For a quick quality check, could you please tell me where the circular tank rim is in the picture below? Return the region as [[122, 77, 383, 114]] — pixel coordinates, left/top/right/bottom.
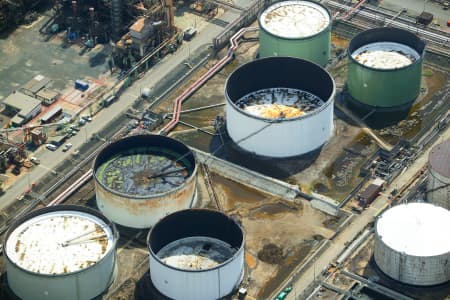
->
[[147, 209, 245, 273], [347, 27, 425, 72], [428, 139, 450, 179], [374, 203, 450, 257], [225, 56, 335, 123], [3, 204, 119, 278], [258, 0, 332, 41], [93, 134, 198, 200]]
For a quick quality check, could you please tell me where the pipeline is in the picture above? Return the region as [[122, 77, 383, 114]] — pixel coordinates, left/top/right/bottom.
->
[[46, 169, 93, 206], [45, 27, 258, 208], [334, 0, 367, 20], [159, 26, 258, 135]]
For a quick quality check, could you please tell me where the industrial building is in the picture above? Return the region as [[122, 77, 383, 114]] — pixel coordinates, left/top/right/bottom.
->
[[225, 56, 335, 158], [357, 178, 385, 207], [347, 27, 426, 110], [258, 0, 331, 66], [2, 92, 42, 126], [93, 134, 198, 228], [3, 205, 118, 300], [374, 203, 450, 286], [147, 209, 245, 300], [427, 139, 450, 210]]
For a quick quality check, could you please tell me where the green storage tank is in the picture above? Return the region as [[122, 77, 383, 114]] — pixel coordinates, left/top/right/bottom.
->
[[258, 0, 331, 66], [347, 27, 426, 110]]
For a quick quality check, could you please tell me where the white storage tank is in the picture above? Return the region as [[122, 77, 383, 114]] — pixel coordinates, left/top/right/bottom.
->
[[374, 203, 450, 286], [258, 0, 331, 66], [427, 139, 450, 210], [4, 205, 118, 300], [225, 56, 335, 158], [93, 134, 198, 228], [147, 209, 245, 300]]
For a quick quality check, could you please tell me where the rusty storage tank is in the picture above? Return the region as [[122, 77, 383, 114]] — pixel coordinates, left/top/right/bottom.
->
[[347, 27, 426, 110], [374, 203, 450, 286], [4, 205, 118, 300], [93, 134, 198, 228], [148, 209, 245, 300], [226, 56, 335, 158], [258, 0, 331, 66], [427, 139, 450, 210]]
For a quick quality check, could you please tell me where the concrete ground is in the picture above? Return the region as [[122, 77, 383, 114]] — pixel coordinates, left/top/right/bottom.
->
[[0, 13, 110, 101]]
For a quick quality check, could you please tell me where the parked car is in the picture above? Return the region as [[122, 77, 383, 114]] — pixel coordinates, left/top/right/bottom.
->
[[62, 143, 73, 152], [30, 157, 40, 165], [46, 144, 58, 151]]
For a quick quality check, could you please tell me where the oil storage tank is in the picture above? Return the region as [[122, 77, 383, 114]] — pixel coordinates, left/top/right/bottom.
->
[[94, 134, 198, 229], [258, 0, 331, 66], [374, 203, 450, 286], [148, 209, 245, 300], [226, 56, 335, 158], [427, 139, 450, 210], [347, 27, 426, 110], [4, 205, 118, 300]]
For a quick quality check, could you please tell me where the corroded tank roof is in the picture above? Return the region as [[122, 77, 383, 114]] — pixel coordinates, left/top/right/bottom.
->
[[6, 211, 115, 275], [429, 139, 450, 178], [260, 0, 330, 39]]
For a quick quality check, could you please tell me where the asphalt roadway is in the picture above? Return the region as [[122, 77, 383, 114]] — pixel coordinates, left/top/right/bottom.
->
[[0, 8, 241, 212], [285, 126, 450, 300]]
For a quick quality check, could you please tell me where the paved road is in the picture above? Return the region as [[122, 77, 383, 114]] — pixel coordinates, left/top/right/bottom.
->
[[0, 9, 241, 211], [286, 126, 450, 299]]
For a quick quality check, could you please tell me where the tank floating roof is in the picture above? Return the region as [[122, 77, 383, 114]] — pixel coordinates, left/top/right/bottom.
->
[[428, 139, 450, 178], [376, 203, 450, 257], [260, 0, 330, 39], [93, 134, 196, 198], [148, 209, 244, 272], [226, 57, 335, 123], [5, 205, 116, 275], [348, 27, 426, 71], [352, 42, 419, 69]]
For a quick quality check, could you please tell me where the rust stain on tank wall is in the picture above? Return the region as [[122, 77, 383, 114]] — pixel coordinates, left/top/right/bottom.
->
[[95, 172, 197, 216]]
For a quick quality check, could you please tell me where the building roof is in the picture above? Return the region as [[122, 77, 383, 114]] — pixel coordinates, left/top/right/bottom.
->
[[3, 92, 41, 118], [10, 115, 25, 125], [376, 203, 450, 257], [22, 74, 51, 95], [428, 139, 450, 178], [36, 88, 59, 101]]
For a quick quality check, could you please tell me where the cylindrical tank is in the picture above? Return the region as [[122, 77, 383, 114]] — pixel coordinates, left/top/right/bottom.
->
[[258, 0, 331, 66], [347, 27, 426, 110], [147, 209, 245, 300], [4, 205, 118, 300], [225, 56, 335, 158], [427, 139, 450, 210], [374, 203, 450, 286], [93, 134, 198, 229]]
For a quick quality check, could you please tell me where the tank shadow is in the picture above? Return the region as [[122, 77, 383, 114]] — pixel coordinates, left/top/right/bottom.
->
[[209, 124, 322, 180]]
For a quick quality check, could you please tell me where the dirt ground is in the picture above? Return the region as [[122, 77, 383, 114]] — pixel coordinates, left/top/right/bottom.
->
[[197, 172, 336, 298]]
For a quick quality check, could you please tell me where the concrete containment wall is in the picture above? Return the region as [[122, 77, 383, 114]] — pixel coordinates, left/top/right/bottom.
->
[[193, 149, 300, 199]]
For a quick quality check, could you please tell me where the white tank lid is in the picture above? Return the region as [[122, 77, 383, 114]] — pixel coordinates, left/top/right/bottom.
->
[[376, 203, 450, 257], [260, 1, 330, 39], [6, 211, 115, 275], [352, 42, 420, 69]]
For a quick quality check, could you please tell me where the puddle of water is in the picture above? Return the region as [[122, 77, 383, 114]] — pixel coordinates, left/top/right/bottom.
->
[[210, 172, 267, 208]]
